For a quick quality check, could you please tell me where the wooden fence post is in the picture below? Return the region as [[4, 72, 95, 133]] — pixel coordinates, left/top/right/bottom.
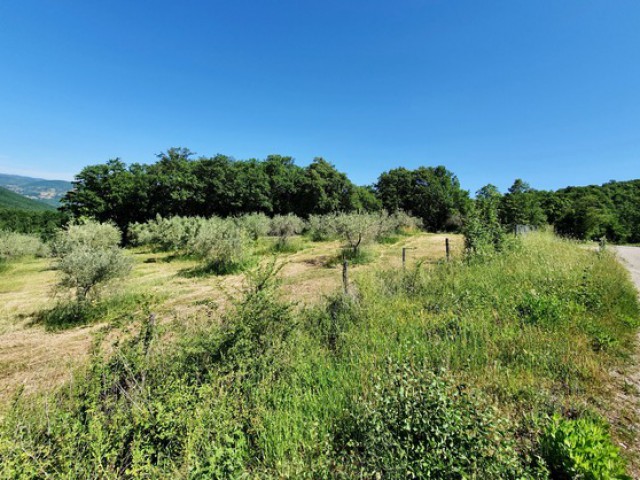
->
[[445, 238, 450, 261], [342, 259, 349, 294]]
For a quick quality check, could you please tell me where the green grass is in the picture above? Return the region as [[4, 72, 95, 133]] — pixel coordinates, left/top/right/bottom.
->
[[34, 292, 163, 331], [0, 233, 637, 477]]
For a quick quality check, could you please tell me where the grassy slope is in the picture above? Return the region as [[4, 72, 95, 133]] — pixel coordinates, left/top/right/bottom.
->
[[0, 186, 54, 211], [0, 233, 637, 477]]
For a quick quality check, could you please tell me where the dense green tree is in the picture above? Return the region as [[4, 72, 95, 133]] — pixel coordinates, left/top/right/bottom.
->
[[60, 147, 640, 243], [548, 180, 640, 242], [353, 185, 382, 212], [295, 158, 358, 215], [376, 166, 469, 231], [147, 148, 199, 217], [499, 179, 547, 230], [264, 155, 304, 214], [0, 209, 65, 238], [62, 158, 143, 239]]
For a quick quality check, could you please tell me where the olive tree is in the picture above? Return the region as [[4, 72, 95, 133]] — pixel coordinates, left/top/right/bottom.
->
[[188, 218, 251, 273], [54, 220, 132, 303], [235, 213, 271, 241], [0, 231, 49, 260], [270, 214, 305, 250], [128, 215, 202, 251], [307, 214, 337, 241], [332, 213, 383, 257]]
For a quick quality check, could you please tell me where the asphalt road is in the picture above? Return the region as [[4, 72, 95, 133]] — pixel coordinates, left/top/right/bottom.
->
[[615, 246, 640, 290]]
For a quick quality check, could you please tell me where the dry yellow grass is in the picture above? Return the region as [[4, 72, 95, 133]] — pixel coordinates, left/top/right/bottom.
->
[[0, 233, 462, 406]]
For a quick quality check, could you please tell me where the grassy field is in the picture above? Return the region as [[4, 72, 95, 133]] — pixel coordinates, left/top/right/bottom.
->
[[0, 232, 458, 405], [0, 232, 638, 478]]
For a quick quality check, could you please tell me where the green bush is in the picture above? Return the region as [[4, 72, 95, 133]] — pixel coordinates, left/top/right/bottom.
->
[[330, 360, 527, 479], [0, 230, 49, 259], [188, 218, 251, 274], [541, 415, 630, 479], [53, 219, 121, 254], [128, 215, 203, 251], [53, 221, 132, 302], [269, 214, 305, 250], [235, 212, 271, 240]]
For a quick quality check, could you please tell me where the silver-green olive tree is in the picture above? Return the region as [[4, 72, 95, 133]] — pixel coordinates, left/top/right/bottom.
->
[[270, 214, 305, 250], [53, 220, 132, 303], [331, 213, 383, 257], [188, 218, 251, 273]]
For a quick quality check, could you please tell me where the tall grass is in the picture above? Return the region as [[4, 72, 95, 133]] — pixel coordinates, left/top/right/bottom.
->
[[1, 233, 637, 478]]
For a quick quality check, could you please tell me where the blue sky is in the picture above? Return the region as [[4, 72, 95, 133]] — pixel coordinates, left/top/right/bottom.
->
[[0, 1, 638, 193]]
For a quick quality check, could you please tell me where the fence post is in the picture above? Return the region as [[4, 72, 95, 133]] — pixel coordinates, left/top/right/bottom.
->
[[342, 259, 349, 294], [402, 247, 407, 269], [445, 238, 450, 261], [599, 236, 607, 252]]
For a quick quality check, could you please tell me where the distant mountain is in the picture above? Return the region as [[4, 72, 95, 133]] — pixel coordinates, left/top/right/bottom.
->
[[0, 173, 72, 207], [0, 186, 56, 211]]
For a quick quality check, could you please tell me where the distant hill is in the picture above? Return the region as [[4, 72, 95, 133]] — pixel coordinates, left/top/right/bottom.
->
[[0, 173, 72, 207], [0, 186, 56, 211]]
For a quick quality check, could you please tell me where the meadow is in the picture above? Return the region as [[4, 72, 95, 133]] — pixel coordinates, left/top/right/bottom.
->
[[0, 217, 638, 478]]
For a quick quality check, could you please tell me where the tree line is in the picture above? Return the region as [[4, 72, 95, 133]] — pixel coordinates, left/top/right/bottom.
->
[[61, 148, 470, 237], [472, 178, 640, 243], [55, 147, 640, 244]]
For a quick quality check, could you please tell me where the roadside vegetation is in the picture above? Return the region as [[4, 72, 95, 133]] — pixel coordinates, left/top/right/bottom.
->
[[1, 149, 639, 477], [0, 228, 637, 478]]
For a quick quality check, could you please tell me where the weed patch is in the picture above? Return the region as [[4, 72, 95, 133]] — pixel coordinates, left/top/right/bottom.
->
[[35, 292, 158, 330]]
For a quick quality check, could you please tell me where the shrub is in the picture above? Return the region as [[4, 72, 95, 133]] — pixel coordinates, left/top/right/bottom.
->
[[128, 215, 202, 251], [270, 214, 305, 250], [307, 214, 337, 241], [462, 211, 506, 257], [52, 219, 121, 255], [541, 415, 630, 479], [188, 218, 251, 274], [0, 230, 49, 260], [235, 212, 271, 240], [53, 221, 132, 303], [331, 360, 527, 478], [332, 212, 383, 256], [389, 210, 423, 233]]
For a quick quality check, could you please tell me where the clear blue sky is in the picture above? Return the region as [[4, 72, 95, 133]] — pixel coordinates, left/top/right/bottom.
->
[[0, 1, 638, 193]]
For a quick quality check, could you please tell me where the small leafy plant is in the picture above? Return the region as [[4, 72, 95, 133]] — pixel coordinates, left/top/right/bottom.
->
[[541, 415, 630, 479], [331, 360, 526, 479]]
